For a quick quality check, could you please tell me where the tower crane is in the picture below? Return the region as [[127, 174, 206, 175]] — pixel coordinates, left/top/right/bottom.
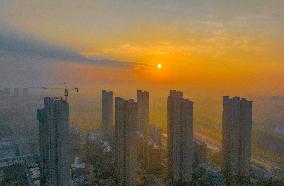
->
[[28, 82, 79, 101]]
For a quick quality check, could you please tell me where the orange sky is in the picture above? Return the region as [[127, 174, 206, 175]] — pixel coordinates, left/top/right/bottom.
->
[[0, 0, 284, 96]]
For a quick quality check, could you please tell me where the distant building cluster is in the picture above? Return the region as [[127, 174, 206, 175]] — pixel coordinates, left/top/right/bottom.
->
[[148, 124, 162, 148], [193, 139, 208, 168], [0, 88, 29, 97], [33, 89, 256, 186], [98, 89, 253, 185]]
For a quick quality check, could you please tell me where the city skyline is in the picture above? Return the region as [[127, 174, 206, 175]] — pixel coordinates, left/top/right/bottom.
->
[[1, 85, 283, 185], [0, 1, 283, 185]]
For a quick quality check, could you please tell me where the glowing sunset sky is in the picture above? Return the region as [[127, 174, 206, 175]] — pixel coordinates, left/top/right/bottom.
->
[[0, 0, 284, 95]]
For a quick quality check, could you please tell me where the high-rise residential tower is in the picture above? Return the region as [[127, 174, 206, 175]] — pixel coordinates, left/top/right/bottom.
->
[[137, 90, 149, 137], [193, 139, 207, 168], [23, 88, 29, 96], [148, 124, 162, 147], [4, 88, 10, 96], [137, 90, 150, 166], [115, 97, 138, 186], [222, 96, 253, 184], [167, 90, 193, 185], [13, 88, 19, 96], [37, 97, 71, 186], [102, 90, 114, 137]]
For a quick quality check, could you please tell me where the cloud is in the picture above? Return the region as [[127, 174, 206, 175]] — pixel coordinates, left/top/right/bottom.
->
[[0, 25, 145, 87], [0, 26, 88, 62], [0, 26, 134, 69], [85, 56, 155, 70]]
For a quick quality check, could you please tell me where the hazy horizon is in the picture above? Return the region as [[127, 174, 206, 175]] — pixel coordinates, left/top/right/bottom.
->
[[1, 0, 284, 97]]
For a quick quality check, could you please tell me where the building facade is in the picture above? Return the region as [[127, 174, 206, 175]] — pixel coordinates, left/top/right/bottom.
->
[[115, 97, 138, 186], [4, 88, 10, 96], [148, 124, 162, 148], [222, 96, 253, 184], [13, 88, 19, 96], [23, 88, 29, 96], [37, 97, 71, 186], [193, 139, 207, 168], [137, 90, 149, 137], [102, 90, 114, 138], [167, 90, 193, 185]]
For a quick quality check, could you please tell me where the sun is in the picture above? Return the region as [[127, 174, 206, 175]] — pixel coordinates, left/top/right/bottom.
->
[[157, 64, 162, 69]]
